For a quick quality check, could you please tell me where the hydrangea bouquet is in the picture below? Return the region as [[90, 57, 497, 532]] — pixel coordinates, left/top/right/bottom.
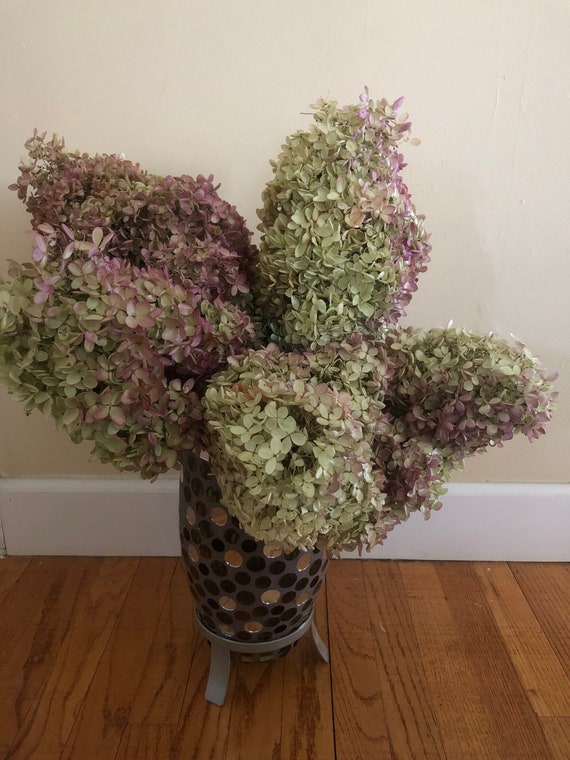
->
[[0, 91, 556, 554]]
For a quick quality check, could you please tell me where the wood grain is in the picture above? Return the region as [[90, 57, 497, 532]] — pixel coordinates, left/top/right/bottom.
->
[[475, 562, 570, 717], [5, 558, 138, 759], [540, 717, 570, 760], [60, 558, 176, 760], [0, 557, 30, 604], [128, 560, 197, 726], [1, 557, 568, 759], [224, 656, 285, 760], [115, 724, 176, 760], [327, 559, 391, 759], [363, 561, 447, 759], [280, 580, 335, 760], [0, 558, 90, 757], [400, 561, 510, 758], [510, 563, 570, 679], [433, 562, 554, 759], [173, 636, 233, 759]]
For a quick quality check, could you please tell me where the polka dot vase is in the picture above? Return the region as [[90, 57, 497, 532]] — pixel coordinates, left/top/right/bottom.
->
[[179, 452, 329, 703]]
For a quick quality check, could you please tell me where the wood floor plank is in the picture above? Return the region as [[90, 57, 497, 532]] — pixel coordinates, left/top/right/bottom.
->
[[0, 558, 90, 757], [2, 557, 568, 759], [0, 558, 82, 659], [280, 581, 335, 760], [510, 563, 570, 679], [400, 561, 509, 758], [173, 636, 233, 759], [475, 562, 570, 717], [540, 717, 570, 760], [115, 724, 176, 760], [434, 562, 554, 759], [60, 558, 176, 760], [175, 581, 332, 760], [5, 558, 139, 760], [223, 656, 285, 760], [363, 561, 448, 759], [0, 557, 31, 604], [128, 560, 197, 726], [327, 559, 392, 760]]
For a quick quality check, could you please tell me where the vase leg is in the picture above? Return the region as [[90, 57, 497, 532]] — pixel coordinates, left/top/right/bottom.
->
[[311, 620, 329, 663], [205, 639, 231, 706]]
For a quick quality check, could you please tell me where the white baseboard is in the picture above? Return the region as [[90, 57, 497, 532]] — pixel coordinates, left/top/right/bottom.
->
[[0, 478, 568, 560], [0, 517, 5, 556]]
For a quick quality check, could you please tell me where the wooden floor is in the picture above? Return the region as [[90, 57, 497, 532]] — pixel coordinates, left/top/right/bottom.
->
[[0, 558, 568, 759]]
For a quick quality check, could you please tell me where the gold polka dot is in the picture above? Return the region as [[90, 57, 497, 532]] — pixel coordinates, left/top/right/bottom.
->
[[296, 554, 311, 571], [211, 506, 228, 526], [244, 621, 263, 633], [263, 546, 282, 558], [219, 596, 237, 611], [187, 546, 199, 563], [224, 550, 243, 568], [296, 592, 309, 606], [261, 589, 281, 605], [218, 624, 234, 637], [185, 506, 196, 526]]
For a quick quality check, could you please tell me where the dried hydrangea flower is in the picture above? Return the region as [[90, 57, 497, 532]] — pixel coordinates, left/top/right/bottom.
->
[[1, 135, 261, 478], [371, 327, 558, 518], [254, 93, 431, 348], [11, 131, 259, 297], [382, 327, 557, 452], [203, 344, 399, 552], [0, 96, 558, 549]]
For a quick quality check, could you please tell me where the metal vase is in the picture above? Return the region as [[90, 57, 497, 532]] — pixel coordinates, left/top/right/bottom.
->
[[179, 452, 330, 704]]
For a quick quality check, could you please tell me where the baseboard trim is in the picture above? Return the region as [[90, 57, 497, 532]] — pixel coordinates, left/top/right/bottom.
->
[[0, 478, 568, 560]]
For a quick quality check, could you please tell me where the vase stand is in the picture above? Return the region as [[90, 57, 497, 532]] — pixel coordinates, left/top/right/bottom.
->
[[195, 610, 329, 705]]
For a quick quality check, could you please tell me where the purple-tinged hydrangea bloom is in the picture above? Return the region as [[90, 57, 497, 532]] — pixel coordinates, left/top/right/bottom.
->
[[0, 95, 558, 549], [1, 134, 260, 478]]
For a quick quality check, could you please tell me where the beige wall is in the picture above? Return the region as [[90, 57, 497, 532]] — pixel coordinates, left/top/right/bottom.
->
[[1, 0, 568, 482]]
